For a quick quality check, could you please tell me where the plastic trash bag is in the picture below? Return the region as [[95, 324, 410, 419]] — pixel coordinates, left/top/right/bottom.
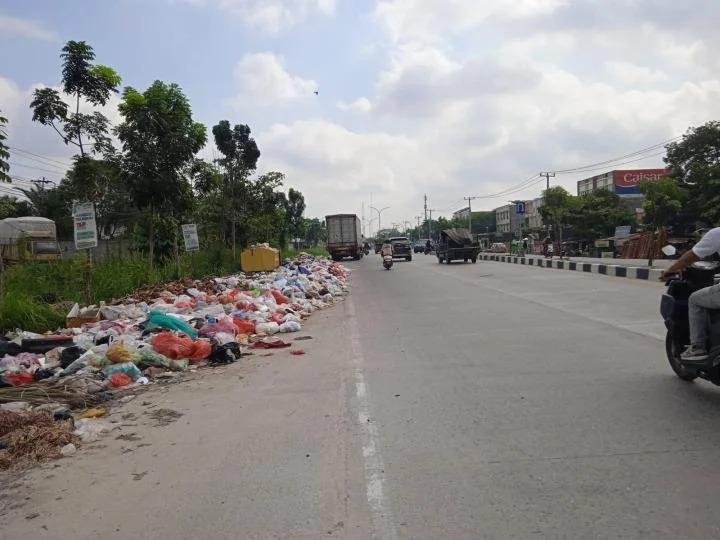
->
[[279, 321, 301, 333], [109, 372, 132, 388], [102, 362, 142, 381], [74, 418, 112, 443], [143, 311, 198, 338], [106, 342, 133, 364], [255, 322, 280, 335]]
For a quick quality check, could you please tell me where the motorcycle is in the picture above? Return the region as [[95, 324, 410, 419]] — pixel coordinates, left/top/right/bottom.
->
[[661, 245, 720, 384], [383, 255, 394, 270]]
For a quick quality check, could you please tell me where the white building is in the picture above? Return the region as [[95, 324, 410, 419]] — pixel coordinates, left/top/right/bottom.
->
[[495, 204, 524, 235]]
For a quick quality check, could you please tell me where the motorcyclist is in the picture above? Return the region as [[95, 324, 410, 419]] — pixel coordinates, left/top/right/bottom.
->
[[661, 227, 720, 361], [425, 239, 432, 253], [381, 242, 393, 258], [542, 236, 551, 257]]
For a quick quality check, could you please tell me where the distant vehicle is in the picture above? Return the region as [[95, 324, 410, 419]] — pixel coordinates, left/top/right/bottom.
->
[[490, 242, 508, 253], [389, 237, 412, 261], [414, 238, 431, 253], [325, 214, 363, 261], [436, 228, 480, 264], [0, 217, 61, 264]]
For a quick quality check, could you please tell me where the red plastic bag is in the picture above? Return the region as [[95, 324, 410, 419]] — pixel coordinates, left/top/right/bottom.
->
[[251, 339, 291, 349], [188, 339, 212, 362], [270, 289, 290, 305], [152, 332, 193, 359], [234, 319, 256, 335], [109, 372, 132, 388], [3, 372, 35, 386]]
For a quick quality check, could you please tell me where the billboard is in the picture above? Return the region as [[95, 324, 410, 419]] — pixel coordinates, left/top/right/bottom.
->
[[613, 169, 669, 196]]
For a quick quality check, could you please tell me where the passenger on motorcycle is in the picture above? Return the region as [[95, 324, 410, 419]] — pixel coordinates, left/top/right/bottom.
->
[[381, 242, 393, 258], [661, 227, 720, 361]]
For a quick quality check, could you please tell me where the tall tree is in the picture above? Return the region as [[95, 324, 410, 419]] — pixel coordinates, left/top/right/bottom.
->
[[0, 110, 9, 183], [304, 218, 325, 246], [116, 81, 206, 265], [539, 186, 573, 247], [665, 121, 720, 225], [638, 178, 686, 265], [567, 190, 635, 240], [285, 188, 306, 242], [30, 40, 121, 158], [211, 120, 261, 254]]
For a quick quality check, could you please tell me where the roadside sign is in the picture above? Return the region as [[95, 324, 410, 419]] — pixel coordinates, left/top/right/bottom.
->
[[515, 202, 526, 215], [181, 223, 200, 252], [615, 225, 631, 239], [73, 202, 98, 250]]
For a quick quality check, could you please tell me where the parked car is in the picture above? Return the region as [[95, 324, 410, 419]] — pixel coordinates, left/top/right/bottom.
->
[[490, 242, 508, 253], [389, 237, 412, 261]]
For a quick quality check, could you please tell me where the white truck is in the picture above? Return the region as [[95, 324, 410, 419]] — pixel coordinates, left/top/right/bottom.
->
[[325, 214, 363, 261], [0, 217, 61, 263]]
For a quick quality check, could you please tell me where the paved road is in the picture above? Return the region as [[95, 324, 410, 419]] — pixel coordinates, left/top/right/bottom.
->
[[3, 255, 720, 539]]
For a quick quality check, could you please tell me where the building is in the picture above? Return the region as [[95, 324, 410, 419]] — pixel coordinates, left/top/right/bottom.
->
[[453, 207, 470, 221], [495, 203, 524, 236], [525, 197, 544, 231], [577, 168, 669, 197]]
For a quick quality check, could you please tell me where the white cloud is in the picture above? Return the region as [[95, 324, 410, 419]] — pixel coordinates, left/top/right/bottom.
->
[[375, 0, 568, 43], [0, 13, 57, 42], [178, 0, 336, 33], [232, 52, 316, 107], [605, 60, 669, 87], [337, 97, 373, 113]]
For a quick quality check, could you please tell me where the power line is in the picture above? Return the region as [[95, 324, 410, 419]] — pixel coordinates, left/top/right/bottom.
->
[[554, 150, 667, 176], [551, 136, 680, 174], [8, 152, 68, 172], [8, 161, 65, 175], [8, 146, 73, 167]]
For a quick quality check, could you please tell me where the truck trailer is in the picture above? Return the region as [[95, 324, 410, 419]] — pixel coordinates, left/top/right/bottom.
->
[[0, 217, 61, 264], [325, 214, 363, 261]]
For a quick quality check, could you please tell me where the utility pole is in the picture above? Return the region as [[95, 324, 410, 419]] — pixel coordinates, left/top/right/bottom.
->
[[415, 215, 422, 240], [464, 196, 477, 233], [428, 209, 436, 240], [32, 176, 53, 191], [540, 172, 555, 191]]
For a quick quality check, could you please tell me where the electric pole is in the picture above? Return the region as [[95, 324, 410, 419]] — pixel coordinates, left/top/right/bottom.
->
[[464, 196, 477, 233], [32, 177, 53, 191], [540, 172, 555, 191]]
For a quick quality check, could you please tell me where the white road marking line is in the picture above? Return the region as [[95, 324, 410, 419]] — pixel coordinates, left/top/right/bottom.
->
[[347, 296, 397, 540]]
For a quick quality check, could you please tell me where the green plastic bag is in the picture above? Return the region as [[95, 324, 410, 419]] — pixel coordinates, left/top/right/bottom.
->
[[143, 311, 198, 339]]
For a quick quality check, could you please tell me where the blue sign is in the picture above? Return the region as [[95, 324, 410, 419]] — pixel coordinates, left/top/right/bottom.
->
[[515, 202, 526, 215]]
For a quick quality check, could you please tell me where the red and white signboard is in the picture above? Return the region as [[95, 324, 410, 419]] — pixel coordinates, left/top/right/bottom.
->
[[613, 169, 669, 195]]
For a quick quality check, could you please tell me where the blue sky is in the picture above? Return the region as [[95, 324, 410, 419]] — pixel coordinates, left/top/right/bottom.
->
[[2, 0, 719, 230]]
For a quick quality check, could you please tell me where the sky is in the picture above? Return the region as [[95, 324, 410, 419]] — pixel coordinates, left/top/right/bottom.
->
[[1, 0, 719, 234]]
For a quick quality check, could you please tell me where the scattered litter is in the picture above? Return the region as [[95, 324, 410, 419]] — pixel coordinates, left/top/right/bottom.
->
[[251, 338, 292, 350], [294, 336, 313, 341], [290, 350, 306, 356], [60, 443, 76, 457], [73, 419, 112, 443], [79, 407, 107, 419]]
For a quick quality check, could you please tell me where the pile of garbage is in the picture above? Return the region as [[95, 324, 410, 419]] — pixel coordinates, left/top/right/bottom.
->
[[0, 254, 349, 467]]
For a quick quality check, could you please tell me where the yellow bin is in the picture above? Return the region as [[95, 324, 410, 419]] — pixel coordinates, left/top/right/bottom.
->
[[241, 245, 280, 272]]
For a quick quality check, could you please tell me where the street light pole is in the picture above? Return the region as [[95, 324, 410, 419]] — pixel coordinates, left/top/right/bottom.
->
[[369, 206, 390, 236]]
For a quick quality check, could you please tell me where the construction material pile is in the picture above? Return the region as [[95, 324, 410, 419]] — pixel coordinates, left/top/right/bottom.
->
[[0, 254, 349, 467]]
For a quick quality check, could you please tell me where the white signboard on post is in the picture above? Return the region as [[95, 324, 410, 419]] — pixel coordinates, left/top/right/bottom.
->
[[73, 202, 98, 250], [181, 224, 200, 252]]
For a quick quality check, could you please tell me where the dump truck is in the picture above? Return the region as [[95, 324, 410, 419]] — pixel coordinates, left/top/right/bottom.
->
[[0, 217, 61, 263], [325, 214, 363, 261], [436, 228, 480, 264]]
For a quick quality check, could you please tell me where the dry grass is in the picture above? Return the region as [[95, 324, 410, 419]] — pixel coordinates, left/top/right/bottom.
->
[[0, 410, 77, 469]]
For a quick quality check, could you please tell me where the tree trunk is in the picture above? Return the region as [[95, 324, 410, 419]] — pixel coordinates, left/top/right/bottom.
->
[[148, 210, 155, 270]]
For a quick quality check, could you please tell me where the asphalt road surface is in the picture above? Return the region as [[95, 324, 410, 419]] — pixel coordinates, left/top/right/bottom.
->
[[3, 254, 720, 539]]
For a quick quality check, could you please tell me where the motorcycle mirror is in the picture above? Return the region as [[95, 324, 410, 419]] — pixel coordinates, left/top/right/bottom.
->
[[661, 245, 677, 256]]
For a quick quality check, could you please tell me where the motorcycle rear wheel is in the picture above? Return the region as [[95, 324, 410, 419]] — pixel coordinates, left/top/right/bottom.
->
[[666, 330, 697, 382]]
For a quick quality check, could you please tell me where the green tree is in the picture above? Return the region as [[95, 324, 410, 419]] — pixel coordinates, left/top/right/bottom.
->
[[665, 121, 720, 225], [285, 188, 306, 243], [0, 196, 33, 219], [304, 218, 326, 246], [567, 190, 635, 240], [539, 186, 573, 247], [116, 81, 206, 265], [638, 177, 686, 265], [211, 120, 261, 254], [0, 110, 9, 183], [30, 41, 121, 158]]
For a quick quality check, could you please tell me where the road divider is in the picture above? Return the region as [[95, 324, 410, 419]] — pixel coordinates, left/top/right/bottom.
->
[[479, 254, 664, 282]]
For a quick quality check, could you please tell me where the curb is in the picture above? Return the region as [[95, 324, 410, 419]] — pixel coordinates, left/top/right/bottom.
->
[[479, 254, 663, 282]]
